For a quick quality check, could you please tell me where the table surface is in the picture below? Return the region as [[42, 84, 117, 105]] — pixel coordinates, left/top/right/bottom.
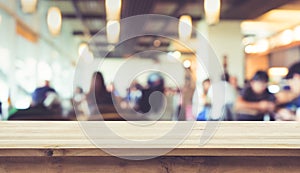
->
[[0, 121, 299, 157]]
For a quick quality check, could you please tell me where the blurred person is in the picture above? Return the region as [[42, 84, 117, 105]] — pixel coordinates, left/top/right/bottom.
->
[[86, 72, 114, 115], [126, 81, 142, 109], [193, 79, 211, 121], [229, 76, 242, 94], [275, 62, 300, 121], [137, 73, 165, 114], [31, 80, 56, 107], [72, 86, 89, 116], [9, 91, 63, 120], [235, 71, 276, 121]]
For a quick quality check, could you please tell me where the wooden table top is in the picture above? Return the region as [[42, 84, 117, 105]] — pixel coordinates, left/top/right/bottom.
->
[[0, 121, 299, 157]]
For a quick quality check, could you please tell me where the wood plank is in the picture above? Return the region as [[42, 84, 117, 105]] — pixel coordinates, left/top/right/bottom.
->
[[0, 122, 300, 157], [0, 156, 300, 173]]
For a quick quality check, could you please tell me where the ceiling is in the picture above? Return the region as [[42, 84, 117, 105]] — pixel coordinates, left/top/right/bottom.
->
[[241, 0, 300, 39], [45, 0, 295, 58]]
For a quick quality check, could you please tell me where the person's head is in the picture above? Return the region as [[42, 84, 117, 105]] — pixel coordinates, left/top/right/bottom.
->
[[250, 71, 269, 94], [44, 80, 50, 87], [75, 87, 83, 94], [147, 73, 164, 91], [90, 72, 107, 93], [202, 78, 211, 94], [285, 62, 300, 92]]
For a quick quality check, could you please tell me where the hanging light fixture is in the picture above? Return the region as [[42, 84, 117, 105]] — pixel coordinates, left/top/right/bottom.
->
[[204, 0, 221, 25], [105, 0, 122, 21], [78, 42, 88, 56], [106, 20, 120, 44], [21, 0, 38, 13], [178, 15, 192, 41], [47, 7, 62, 36]]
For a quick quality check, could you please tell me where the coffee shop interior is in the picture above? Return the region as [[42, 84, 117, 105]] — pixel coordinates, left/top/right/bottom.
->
[[1, 0, 300, 121]]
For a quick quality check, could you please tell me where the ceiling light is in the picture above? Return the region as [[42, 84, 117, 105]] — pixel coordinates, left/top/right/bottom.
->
[[47, 7, 62, 36], [105, 0, 122, 21], [244, 39, 269, 54], [256, 39, 269, 52], [268, 67, 288, 77], [204, 0, 221, 25], [279, 29, 293, 45], [173, 51, 181, 59], [21, 0, 38, 13], [179, 15, 192, 41], [294, 26, 300, 41], [153, 39, 161, 47], [106, 20, 120, 44], [183, 59, 192, 68], [78, 42, 88, 56]]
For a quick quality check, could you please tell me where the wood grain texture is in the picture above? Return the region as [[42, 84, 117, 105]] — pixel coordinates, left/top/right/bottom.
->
[[0, 121, 300, 157], [0, 156, 300, 173]]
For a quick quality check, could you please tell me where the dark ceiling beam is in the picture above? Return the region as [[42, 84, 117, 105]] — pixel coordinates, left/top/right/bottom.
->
[[63, 13, 201, 21], [73, 30, 102, 35], [73, 30, 197, 38], [71, 0, 91, 36], [221, 0, 294, 20], [62, 13, 106, 20], [137, 42, 170, 47]]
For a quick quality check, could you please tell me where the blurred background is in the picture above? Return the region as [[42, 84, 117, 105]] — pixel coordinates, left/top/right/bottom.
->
[[0, 0, 300, 121]]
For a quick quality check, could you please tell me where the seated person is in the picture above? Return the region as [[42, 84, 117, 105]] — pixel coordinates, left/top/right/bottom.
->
[[235, 71, 276, 121], [31, 80, 56, 106], [275, 62, 300, 121], [86, 72, 115, 115], [137, 73, 165, 114]]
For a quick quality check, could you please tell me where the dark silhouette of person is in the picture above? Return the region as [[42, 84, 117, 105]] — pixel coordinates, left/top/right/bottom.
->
[[31, 80, 56, 107], [138, 73, 165, 114], [86, 72, 114, 115]]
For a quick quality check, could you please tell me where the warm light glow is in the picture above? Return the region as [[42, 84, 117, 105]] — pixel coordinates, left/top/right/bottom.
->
[[178, 15, 192, 41], [106, 20, 120, 44], [268, 85, 280, 94], [105, 0, 122, 20], [168, 51, 181, 59], [153, 39, 161, 47], [257, 39, 269, 52], [268, 67, 288, 77], [21, 0, 38, 13], [0, 15, 2, 25], [173, 51, 181, 59], [183, 59, 192, 68], [78, 42, 88, 56], [294, 26, 300, 41], [279, 29, 293, 45], [204, 0, 221, 25], [47, 7, 62, 36], [244, 39, 269, 54]]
